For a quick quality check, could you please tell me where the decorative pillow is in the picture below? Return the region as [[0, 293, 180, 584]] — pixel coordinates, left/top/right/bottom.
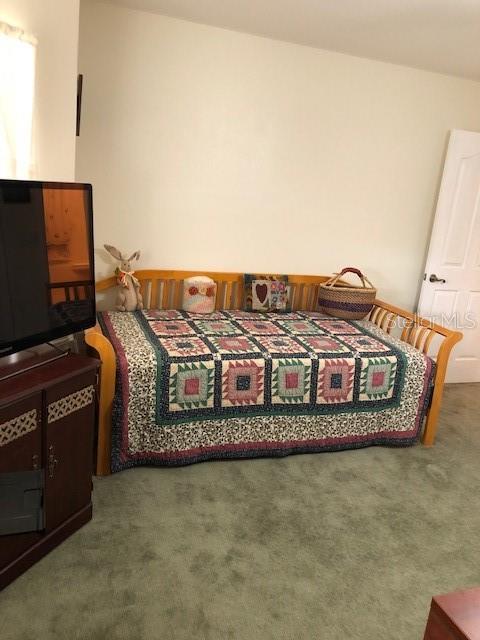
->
[[243, 274, 290, 312], [182, 276, 217, 313]]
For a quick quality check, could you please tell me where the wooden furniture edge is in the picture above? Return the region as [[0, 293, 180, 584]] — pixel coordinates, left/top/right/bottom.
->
[[370, 299, 462, 446], [424, 588, 480, 640], [89, 271, 462, 475], [95, 270, 334, 291], [85, 324, 116, 475]]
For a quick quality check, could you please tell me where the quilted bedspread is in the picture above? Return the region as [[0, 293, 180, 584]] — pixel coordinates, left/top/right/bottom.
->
[[98, 309, 434, 471]]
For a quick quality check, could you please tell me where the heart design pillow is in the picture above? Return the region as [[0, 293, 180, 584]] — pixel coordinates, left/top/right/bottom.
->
[[255, 283, 268, 304], [243, 274, 290, 313]]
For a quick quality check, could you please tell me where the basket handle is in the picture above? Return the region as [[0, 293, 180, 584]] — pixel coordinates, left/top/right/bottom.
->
[[340, 267, 363, 278], [325, 267, 374, 289]]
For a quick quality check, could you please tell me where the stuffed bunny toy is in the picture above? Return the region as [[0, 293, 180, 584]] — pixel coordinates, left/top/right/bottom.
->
[[104, 245, 143, 311]]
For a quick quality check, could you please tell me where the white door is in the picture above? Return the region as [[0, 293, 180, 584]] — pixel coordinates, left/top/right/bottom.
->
[[418, 129, 480, 383]]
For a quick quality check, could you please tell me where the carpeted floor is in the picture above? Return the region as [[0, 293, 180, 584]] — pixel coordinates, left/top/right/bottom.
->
[[1, 384, 479, 640]]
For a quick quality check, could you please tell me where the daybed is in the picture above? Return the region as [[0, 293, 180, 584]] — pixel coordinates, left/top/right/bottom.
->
[[85, 270, 462, 475]]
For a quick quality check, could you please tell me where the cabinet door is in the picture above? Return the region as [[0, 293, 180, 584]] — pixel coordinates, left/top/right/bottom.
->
[[0, 395, 43, 569], [0, 395, 42, 474], [45, 371, 96, 532]]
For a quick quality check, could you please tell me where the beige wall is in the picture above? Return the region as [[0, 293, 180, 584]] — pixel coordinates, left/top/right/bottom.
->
[[76, 1, 480, 309], [0, 0, 80, 180]]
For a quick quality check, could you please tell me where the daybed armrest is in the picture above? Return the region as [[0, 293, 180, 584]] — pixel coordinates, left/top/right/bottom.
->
[[85, 324, 116, 475], [369, 300, 462, 446]]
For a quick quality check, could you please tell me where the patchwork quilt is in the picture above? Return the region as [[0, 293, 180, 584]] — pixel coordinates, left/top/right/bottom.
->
[[98, 309, 434, 472]]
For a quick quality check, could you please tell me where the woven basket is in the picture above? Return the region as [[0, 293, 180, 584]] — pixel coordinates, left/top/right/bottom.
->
[[319, 267, 377, 320]]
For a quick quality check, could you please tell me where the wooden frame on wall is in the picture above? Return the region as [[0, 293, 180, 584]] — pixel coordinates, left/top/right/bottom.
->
[[76, 74, 83, 137]]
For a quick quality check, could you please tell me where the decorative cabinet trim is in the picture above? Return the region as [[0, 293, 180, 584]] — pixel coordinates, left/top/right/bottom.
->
[[0, 410, 37, 447], [47, 385, 95, 424]]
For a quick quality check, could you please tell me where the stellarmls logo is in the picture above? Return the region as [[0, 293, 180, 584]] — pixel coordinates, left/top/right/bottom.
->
[[389, 313, 476, 331]]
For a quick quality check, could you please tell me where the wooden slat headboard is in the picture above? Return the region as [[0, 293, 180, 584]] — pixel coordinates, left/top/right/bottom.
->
[[95, 269, 334, 312]]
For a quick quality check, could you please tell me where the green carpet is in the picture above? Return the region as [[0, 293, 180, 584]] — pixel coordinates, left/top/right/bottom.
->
[[1, 383, 479, 640]]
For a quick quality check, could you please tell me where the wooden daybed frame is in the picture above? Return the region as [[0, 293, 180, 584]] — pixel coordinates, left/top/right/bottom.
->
[[85, 270, 462, 476]]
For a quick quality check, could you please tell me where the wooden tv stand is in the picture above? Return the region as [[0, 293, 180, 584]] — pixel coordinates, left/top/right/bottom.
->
[[0, 353, 99, 590], [424, 587, 480, 639]]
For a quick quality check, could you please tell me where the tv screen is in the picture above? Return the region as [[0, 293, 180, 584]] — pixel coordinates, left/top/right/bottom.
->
[[0, 180, 95, 356]]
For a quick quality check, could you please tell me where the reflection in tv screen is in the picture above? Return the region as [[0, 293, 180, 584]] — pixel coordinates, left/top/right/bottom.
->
[[0, 181, 96, 356]]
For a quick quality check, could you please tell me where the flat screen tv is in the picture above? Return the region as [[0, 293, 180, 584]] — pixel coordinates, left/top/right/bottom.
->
[[0, 180, 96, 357]]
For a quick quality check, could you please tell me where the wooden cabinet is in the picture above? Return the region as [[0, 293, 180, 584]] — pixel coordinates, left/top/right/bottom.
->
[[0, 354, 98, 590], [424, 588, 480, 640]]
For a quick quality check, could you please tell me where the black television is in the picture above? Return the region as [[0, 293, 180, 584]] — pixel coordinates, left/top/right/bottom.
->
[[0, 180, 96, 357]]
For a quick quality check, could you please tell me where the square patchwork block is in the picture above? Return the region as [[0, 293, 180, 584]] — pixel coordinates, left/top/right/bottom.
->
[[143, 309, 183, 321], [314, 320, 361, 335], [298, 335, 350, 354], [221, 359, 265, 406], [237, 320, 284, 336], [285, 372, 298, 388], [254, 335, 307, 355], [302, 311, 330, 319], [359, 356, 397, 401], [185, 377, 199, 394], [159, 336, 211, 358], [317, 358, 356, 404], [272, 358, 311, 404], [209, 335, 260, 354], [278, 320, 324, 335], [223, 310, 258, 320], [236, 375, 251, 390], [340, 335, 390, 353], [184, 311, 225, 320], [271, 312, 303, 320], [330, 373, 343, 388], [169, 361, 215, 411], [150, 320, 196, 336], [192, 320, 241, 335]]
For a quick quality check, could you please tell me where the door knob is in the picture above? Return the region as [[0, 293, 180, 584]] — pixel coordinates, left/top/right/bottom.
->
[[429, 274, 446, 284]]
